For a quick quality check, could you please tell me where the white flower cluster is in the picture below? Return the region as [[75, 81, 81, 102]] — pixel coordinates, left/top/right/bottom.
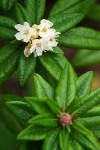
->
[[15, 19, 60, 57]]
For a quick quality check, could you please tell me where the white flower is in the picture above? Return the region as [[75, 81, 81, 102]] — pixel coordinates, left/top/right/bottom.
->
[[38, 19, 54, 37], [15, 22, 37, 43], [30, 39, 47, 57]]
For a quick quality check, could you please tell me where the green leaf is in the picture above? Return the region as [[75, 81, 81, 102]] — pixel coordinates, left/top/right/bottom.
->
[[49, 13, 84, 33], [18, 125, 49, 141], [77, 116, 100, 128], [6, 101, 34, 121], [18, 51, 36, 86], [24, 0, 36, 25], [0, 41, 19, 64], [68, 137, 83, 150], [71, 126, 100, 150], [59, 27, 100, 50], [49, 0, 95, 16], [42, 128, 59, 150], [72, 50, 100, 67], [88, 4, 100, 22], [74, 87, 100, 116], [33, 74, 54, 99], [25, 97, 50, 114], [75, 71, 93, 100], [91, 125, 100, 139], [0, 16, 16, 29], [2, 94, 25, 103], [46, 99, 61, 115], [55, 64, 76, 110], [35, 0, 46, 24], [15, 3, 32, 24], [0, 50, 20, 84], [85, 105, 100, 117], [0, 0, 17, 10], [28, 113, 58, 127], [59, 128, 69, 150]]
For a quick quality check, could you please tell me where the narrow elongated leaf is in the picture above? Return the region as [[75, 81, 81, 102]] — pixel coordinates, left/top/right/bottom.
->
[[49, 13, 84, 33], [42, 128, 59, 150], [15, 3, 32, 24], [18, 51, 36, 86], [72, 50, 100, 67], [59, 128, 69, 150], [18, 125, 49, 140], [39, 53, 61, 81], [25, 97, 50, 114], [75, 72, 93, 99], [0, 16, 16, 29], [0, 50, 20, 84], [6, 101, 34, 121], [46, 99, 61, 115], [85, 106, 100, 117], [71, 128, 100, 150], [49, 0, 95, 16], [91, 125, 100, 139], [77, 116, 100, 128], [36, 0, 46, 23], [59, 27, 100, 50], [0, 41, 19, 64], [2, 94, 25, 103], [74, 88, 100, 116], [28, 113, 58, 127], [0, 0, 17, 10], [33, 74, 54, 99], [68, 137, 83, 150], [24, 0, 36, 25], [0, 26, 16, 40], [55, 64, 76, 110]]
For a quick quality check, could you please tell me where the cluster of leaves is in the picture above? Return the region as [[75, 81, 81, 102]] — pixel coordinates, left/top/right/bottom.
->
[[0, 0, 100, 87], [3, 64, 100, 150]]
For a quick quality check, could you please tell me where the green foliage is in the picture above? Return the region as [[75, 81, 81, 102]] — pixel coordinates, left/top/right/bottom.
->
[[7, 66, 100, 150], [0, 0, 17, 11]]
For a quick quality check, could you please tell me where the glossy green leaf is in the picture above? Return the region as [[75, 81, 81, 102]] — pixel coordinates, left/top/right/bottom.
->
[[74, 87, 100, 116], [75, 71, 93, 99], [91, 125, 100, 139], [6, 101, 34, 121], [77, 116, 100, 128], [0, 16, 16, 29], [59, 27, 100, 50], [71, 127, 100, 150], [18, 125, 49, 141], [15, 3, 32, 24], [55, 64, 76, 110], [33, 74, 54, 99], [18, 51, 36, 86], [85, 105, 100, 117], [59, 128, 69, 150], [72, 50, 100, 67], [42, 128, 59, 150], [0, 41, 19, 64], [49, 0, 95, 16], [0, 0, 17, 10], [24, 0, 36, 25], [49, 13, 84, 33], [46, 99, 61, 115], [88, 4, 100, 22], [0, 50, 20, 84], [2, 94, 25, 103], [68, 137, 83, 150], [28, 113, 58, 127], [25, 97, 50, 114], [35, 0, 46, 23], [39, 53, 61, 81]]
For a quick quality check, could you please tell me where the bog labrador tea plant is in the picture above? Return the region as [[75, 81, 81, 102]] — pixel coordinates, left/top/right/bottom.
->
[[0, 0, 100, 150]]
